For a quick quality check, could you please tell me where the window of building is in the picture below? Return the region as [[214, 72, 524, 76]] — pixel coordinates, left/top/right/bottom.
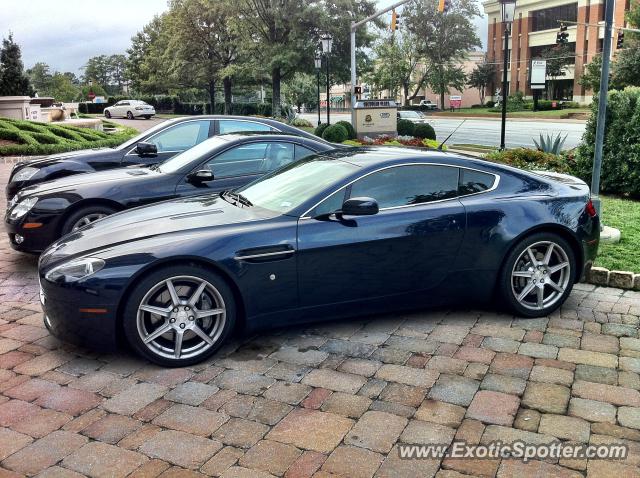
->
[[530, 43, 576, 64], [531, 3, 577, 32]]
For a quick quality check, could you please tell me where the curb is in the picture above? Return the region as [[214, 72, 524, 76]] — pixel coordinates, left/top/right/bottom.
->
[[584, 266, 640, 291]]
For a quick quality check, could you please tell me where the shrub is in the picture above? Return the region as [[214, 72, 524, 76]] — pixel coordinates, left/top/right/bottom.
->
[[397, 119, 415, 136], [413, 123, 436, 140], [484, 148, 573, 173], [485, 101, 496, 108], [314, 122, 330, 138], [336, 120, 356, 139], [322, 124, 349, 143], [290, 117, 313, 128], [574, 87, 640, 197]]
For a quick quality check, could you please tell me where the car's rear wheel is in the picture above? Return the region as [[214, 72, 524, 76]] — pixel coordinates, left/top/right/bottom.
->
[[498, 232, 575, 318], [123, 265, 235, 366], [104, 110, 111, 118], [61, 205, 117, 235], [127, 111, 134, 120], [143, 115, 151, 119]]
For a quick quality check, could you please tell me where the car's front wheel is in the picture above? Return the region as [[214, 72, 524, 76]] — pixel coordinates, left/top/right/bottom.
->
[[61, 205, 117, 235], [123, 265, 236, 366], [498, 232, 576, 318], [127, 111, 134, 120], [104, 110, 111, 118]]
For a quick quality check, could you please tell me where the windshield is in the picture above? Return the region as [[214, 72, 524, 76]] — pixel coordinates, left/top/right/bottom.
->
[[400, 111, 421, 118], [156, 136, 230, 173], [236, 157, 359, 214]]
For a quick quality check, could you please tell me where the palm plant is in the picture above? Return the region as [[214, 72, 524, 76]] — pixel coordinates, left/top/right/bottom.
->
[[533, 133, 568, 155]]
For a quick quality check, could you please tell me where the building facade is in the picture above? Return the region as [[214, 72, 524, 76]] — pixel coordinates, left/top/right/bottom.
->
[[483, 0, 630, 103]]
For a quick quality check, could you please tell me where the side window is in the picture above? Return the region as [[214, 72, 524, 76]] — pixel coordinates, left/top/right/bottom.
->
[[349, 165, 459, 209], [295, 145, 316, 160], [147, 120, 210, 153], [207, 142, 295, 178], [459, 169, 496, 195], [218, 120, 273, 134], [121, 101, 129, 106], [309, 188, 347, 217]]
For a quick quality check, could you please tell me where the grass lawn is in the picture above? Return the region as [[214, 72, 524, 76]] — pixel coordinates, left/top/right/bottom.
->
[[0, 118, 138, 156], [432, 107, 590, 119], [596, 196, 640, 273]]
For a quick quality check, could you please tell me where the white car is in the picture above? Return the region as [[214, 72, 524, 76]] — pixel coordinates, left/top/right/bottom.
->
[[104, 100, 156, 120], [397, 110, 429, 123]]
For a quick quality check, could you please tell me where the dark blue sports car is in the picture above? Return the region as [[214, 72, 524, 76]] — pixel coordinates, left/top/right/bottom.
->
[[38, 147, 599, 366]]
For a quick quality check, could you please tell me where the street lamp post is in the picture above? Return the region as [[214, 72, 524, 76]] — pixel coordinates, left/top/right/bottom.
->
[[314, 50, 322, 126], [321, 33, 333, 124], [500, 0, 516, 150]]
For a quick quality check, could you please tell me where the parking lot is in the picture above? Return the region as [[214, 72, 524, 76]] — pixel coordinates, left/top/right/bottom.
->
[[0, 161, 639, 477]]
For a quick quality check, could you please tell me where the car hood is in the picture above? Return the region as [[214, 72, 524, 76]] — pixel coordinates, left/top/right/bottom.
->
[[16, 148, 116, 169], [17, 167, 159, 199], [40, 194, 277, 265]]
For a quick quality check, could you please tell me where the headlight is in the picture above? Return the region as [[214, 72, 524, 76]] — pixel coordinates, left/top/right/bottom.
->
[[9, 197, 38, 221], [12, 167, 38, 182], [45, 257, 105, 283]]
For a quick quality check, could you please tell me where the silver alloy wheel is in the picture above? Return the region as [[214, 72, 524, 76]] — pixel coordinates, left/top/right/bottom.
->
[[71, 213, 108, 231], [136, 275, 226, 360], [511, 240, 571, 311]]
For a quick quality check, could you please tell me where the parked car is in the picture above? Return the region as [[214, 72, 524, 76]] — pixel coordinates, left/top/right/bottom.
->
[[37, 147, 599, 366], [6, 116, 330, 200], [6, 133, 334, 253], [104, 100, 156, 119], [397, 110, 430, 124], [418, 99, 438, 110]]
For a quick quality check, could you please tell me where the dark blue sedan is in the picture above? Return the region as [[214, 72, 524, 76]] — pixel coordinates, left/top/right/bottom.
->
[[38, 147, 599, 366]]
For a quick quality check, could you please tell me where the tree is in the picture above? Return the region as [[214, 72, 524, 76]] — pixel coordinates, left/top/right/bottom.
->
[[579, 54, 603, 93], [27, 62, 52, 95], [83, 55, 111, 89], [109, 54, 128, 92], [468, 60, 495, 105], [283, 73, 317, 112], [0, 33, 33, 96], [48, 73, 80, 102], [539, 44, 573, 99], [405, 0, 481, 109]]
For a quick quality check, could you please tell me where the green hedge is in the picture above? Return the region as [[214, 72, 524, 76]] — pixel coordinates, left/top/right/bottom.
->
[[322, 124, 348, 143], [0, 118, 137, 156]]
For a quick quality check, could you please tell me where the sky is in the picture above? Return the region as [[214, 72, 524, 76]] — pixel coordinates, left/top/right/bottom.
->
[[0, 0, 488, 76]]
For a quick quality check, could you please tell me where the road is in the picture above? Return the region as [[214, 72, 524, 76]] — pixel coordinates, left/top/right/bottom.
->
[[300, 112, 587, 149], [111, 114, 586, 149]]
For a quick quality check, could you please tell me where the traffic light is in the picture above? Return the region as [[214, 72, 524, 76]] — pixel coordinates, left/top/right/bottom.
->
[[556, 23, 569, 44], [438, 0, 451, 13], [617, 30, 625, 49], [391, 10, 400, 30]]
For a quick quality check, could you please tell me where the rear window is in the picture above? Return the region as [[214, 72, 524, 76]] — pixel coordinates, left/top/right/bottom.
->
[[459, 169, 496, 195]]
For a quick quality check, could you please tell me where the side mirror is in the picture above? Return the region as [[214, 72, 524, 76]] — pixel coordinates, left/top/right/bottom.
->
[[341, 197, 379, 216], [188, 169, 215, 183], [136, 142, 157, 156]]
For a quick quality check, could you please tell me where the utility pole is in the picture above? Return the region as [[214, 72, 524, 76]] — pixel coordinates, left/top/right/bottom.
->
[[591, 0, 615, 217]]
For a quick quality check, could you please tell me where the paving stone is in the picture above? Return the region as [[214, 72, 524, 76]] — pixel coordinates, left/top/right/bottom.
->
[[557, 348, 618, 368], [201, 446, 245, 476], [480, 373, 526, 395], [4, 378, 60, 401], [480, 425, 556, 446], [619, 371, 640, 390], [320, 339, 376, 358], [587, 461, 640, 478], [415, 400, 466, 427], [12, 350, 72, 376], [267, 408, 353, 453], [428, 374, 479, 406], [481, 337, 520, 353], [522, 382, 570, 414], [542, 333, 580, 349], [602, 323, 638, 337], [400, 419, 456, 445], [426, 356, 467, 374], [320, 391, 371, 418], [513, 408, 541, 432], [321, 445, 383, 478], [454, 346, 495, 364], [466, 390, 519, 426], [464, 362, 489, 380], [140, 430, 222, 469], [36, 466, 87, 478], [384, 335, 438, 354], [529, 365, 574, 386], [213, 418, 269, 448], [518, 342, 558, 359], [375, 364, 439, 388], [34, 387, 101, 416], [214, 370, 276, 396], [428, 325, 471, 345], [9, 407, 71, 438], [300, 388, 331, 409], [344, 410, 407, 453], [580, 333, 619, 354], [572, 380, 640, 407], [337, 358, 381, 377], [618, 406, 640, 430], [568, 397, 616, 423], [375, 444, 440, 478], [62, 441, 148, 478], [164, 382, 218, 406], [284, 450, 326, 478], [369, 399, 415, 418], [0, 428, 32, 461], [538, 414, 590, 442], [265, 362, 309, 383], [498, 460, 583, 478], [238, 440, 301, 476], [471, 324, 525, 341], [379, 383, 426, 408], [301, 369, 366, 394], [591, 422, 640, 441], [2, 430, 87, 475], [621, 337, 640, 352], [103, 382, 167, 416], [574, 364, 617, 385], [219, 466, 275, 478], [489, 353, 534, 379], [247, 397, 293, 426], [620, 356, 640, 374], [153, 404, 227, 436], [270, 346, 329, 367]]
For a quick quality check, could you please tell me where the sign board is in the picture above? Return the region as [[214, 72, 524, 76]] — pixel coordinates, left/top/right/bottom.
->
[[353, 100, 398, 139], [530, 59, 547, 89], [449, 95, 462, 109]]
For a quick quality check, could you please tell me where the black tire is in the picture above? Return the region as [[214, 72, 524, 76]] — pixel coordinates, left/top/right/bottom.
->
[[122, 264, 236, 366], [127, 111, 134, 120], [61, 205, 117, 235], [497, 232, 576, 318], [104, 110, 111, 119], [143, 115, 151, 119]]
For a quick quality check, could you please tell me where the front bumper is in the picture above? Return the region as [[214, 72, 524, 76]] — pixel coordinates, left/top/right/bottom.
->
[[5, 214, 60, 254]]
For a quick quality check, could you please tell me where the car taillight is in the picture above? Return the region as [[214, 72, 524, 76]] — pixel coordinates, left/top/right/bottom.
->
[[585, 199, 597, 217]]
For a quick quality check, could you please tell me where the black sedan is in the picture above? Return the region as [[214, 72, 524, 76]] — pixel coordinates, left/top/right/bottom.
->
[[6, 133, 333, 253], [6, 116, 326, 199], [38, 147, 599, 366]]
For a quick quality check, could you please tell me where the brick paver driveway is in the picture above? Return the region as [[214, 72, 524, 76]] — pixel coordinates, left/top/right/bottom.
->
[[0, 162, 639, 478]]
